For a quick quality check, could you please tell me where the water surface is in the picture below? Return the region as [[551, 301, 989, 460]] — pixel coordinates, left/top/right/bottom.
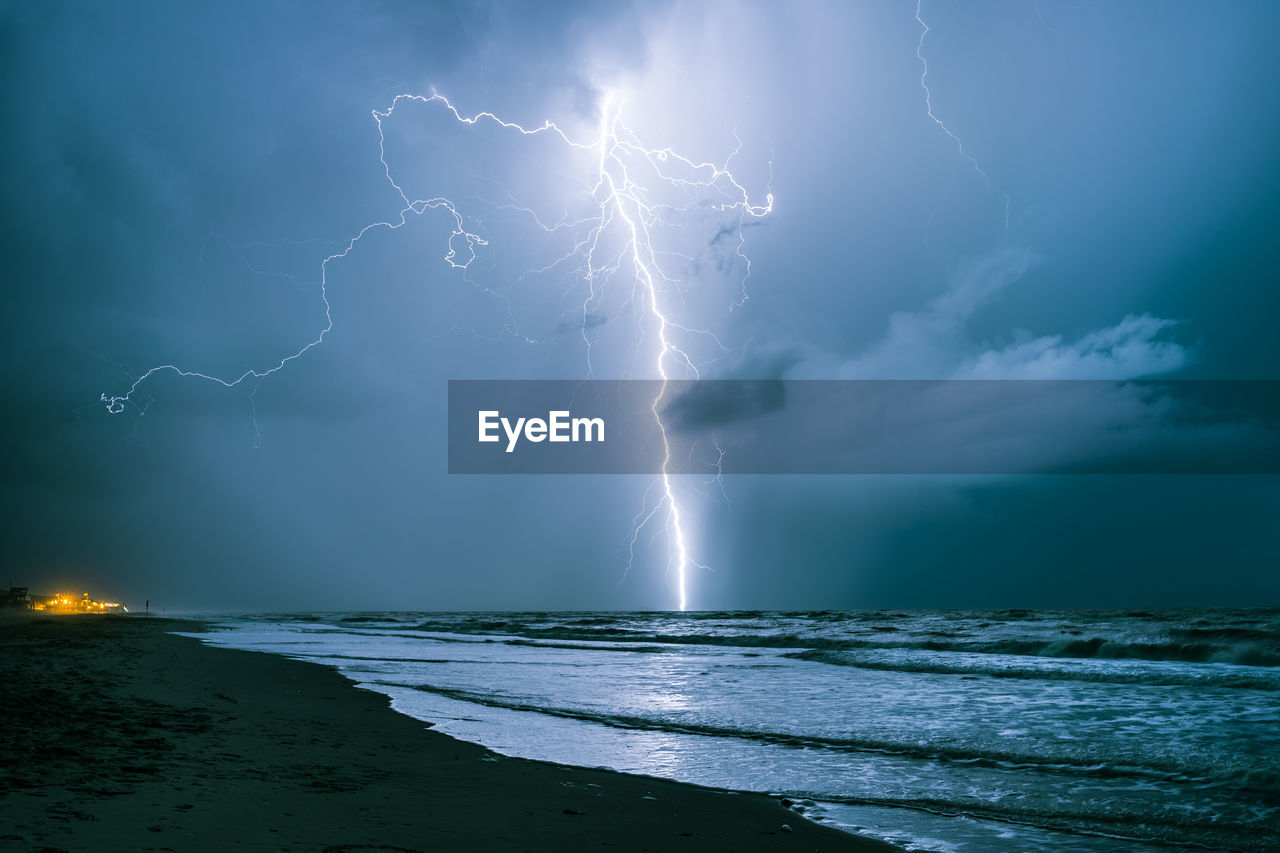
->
[[183, 609, 1280, 851]]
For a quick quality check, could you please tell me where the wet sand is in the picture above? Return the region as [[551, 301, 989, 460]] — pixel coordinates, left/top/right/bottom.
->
[[0, 614, 898, 851]]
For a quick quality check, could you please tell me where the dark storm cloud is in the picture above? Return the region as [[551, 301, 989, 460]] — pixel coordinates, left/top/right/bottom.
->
[[705, 380, 1280, 475], [2, 1, 1278, 610], [556, 312, 608, 334], [622, 340, 803, 432], [661, 380, 786, 430], [0, 0, 660, 608]]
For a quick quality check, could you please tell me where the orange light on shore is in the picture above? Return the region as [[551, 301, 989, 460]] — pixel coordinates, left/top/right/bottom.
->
[[31, 592, 123, 613]]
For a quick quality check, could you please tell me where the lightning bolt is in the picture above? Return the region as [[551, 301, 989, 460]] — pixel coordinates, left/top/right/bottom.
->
[[915, 0, 1011, 229], [100, 87, 772, 612], [585, 92, 770, 611]]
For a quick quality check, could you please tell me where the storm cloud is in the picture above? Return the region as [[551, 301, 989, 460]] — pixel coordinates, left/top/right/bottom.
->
[[3, 1, 1278, 610]]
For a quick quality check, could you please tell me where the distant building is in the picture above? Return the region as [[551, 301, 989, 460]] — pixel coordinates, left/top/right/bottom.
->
[[4, 588, 124, 613], [2, 586, 31, 609]]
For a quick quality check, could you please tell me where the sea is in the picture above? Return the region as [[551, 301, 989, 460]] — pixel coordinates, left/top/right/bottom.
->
[[180, 609, 1280, 852]]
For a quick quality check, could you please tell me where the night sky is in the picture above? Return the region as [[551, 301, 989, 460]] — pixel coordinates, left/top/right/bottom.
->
[[3, 1, 1278, 611]]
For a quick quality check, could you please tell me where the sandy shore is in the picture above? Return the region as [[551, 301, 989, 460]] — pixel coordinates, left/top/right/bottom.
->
[[0, 614, 898, 851]]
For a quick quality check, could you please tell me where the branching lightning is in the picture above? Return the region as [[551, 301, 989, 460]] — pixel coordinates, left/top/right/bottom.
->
[[95, 1, 1019, 611], [100, 87, 772, 612], [915, 0, 1011, 229]]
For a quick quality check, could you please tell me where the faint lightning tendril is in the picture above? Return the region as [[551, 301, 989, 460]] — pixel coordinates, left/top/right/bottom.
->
[[915, 0, 1011, 229], [100, 87, 773, 612]]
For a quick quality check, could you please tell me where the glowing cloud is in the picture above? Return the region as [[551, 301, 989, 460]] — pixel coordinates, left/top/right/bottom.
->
[[101, 88, 773, 611]]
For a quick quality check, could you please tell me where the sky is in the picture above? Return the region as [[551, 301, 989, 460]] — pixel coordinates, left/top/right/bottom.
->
[[3, 0, 1278, 611]]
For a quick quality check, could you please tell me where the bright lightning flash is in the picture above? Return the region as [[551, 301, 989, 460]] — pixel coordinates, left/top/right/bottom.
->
[[100, 88, 772, 612]]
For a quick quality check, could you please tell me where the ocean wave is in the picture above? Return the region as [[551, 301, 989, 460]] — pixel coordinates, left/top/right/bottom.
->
[[798, 792, 1280, 852], [500, 638, 670, 654], [338, 615, 411, 624], [402, 618, 1280, 668], [405, 619, 806, 647], [932, 636, 1280, 667], [390, 682, 1263, 790], [784, 650, 1280, 690]]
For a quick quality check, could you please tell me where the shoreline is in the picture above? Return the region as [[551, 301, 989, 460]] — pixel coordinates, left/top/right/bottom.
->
[[0, 614, 899, 851]]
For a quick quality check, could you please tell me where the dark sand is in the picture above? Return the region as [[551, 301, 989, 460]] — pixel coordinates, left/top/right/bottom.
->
[[0, 615, 898, 851]]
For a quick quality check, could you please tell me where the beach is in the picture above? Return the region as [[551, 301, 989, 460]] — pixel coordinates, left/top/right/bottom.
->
[[0, 614, 894, 852], [179, 610, 1280, 851]]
